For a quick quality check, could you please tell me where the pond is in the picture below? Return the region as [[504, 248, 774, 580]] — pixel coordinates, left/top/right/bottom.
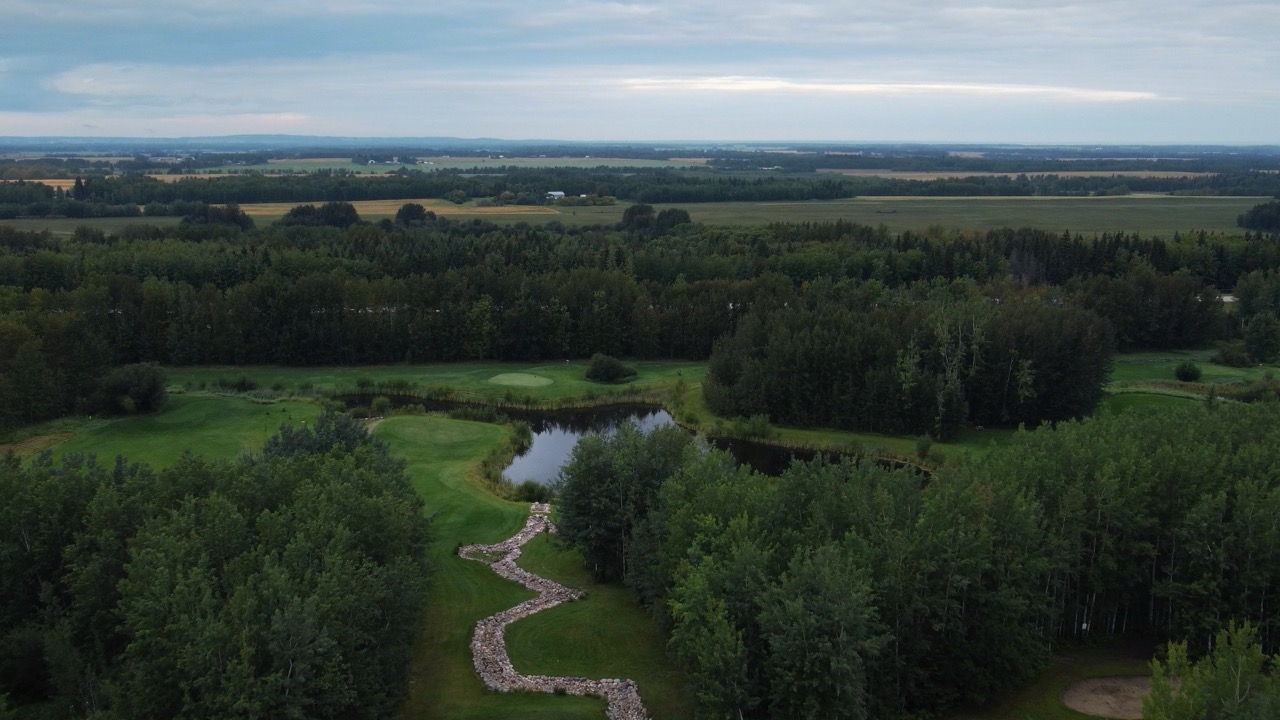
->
[[498, 403, 826, 485]]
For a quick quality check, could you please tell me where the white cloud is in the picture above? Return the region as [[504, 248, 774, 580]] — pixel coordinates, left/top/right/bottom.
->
[[625, 76, 1164, 102]]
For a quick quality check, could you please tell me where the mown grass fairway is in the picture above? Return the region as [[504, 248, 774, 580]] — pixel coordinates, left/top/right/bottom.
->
[[167, 361, 706, 403], [48, 394, 320, 467], [379, 415, 692, 719], [508, 533, 692, 719], [1108, 349, 1276, 386]]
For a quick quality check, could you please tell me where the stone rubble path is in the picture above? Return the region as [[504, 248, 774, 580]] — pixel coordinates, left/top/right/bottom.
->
[[458, 502, 651, 720]]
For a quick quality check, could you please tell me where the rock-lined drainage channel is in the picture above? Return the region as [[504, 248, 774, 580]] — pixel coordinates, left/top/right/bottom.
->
[[458, 502, 651, 720]]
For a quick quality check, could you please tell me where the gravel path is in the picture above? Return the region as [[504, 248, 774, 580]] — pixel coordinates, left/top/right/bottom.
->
[[458, 503, 650, 720]]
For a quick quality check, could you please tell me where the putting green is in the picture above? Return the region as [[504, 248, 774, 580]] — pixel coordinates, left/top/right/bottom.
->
[[488, 373, 554, 387]]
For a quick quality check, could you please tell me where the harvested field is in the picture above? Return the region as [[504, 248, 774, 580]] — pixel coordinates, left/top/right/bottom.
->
[[233, 198, 560, 219], [818, 169, 1216, 180], [1060, 676, 1151, 719], [12, 178, 78, 190]]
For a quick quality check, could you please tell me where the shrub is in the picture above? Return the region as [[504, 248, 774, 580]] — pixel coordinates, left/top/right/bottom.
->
[[370, 396, 392, 417], [513, 480, 553, 503], [585, 353, 637, 383], [734, 413, 773, 439], [915, 434, 934, 460], [1211, 341, 1253, 368], [1174, 361, 1202, 382], [94, 363, 168, 415]]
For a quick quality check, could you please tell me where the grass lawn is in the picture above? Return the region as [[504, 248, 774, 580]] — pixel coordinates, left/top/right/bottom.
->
[[167, 361, 707, 405], [1108, 349, 1275, 386], [378, 415, 691, 719], [950, 643, 1153, 720], [508, 534, 692, 719], [46, 394, 320, 467]]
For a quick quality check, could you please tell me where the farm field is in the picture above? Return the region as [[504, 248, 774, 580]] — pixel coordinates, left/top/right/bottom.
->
[[234, 197, 560, 221], [414, 195, 1262, 235], [0, 215, 183, 236], [1, 194, 1263, 235], [187, 156, 707, 173], [819, 168, 1217, 180]]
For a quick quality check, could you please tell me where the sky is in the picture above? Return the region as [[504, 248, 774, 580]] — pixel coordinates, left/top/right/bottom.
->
[[1, 0, 1277, 144]]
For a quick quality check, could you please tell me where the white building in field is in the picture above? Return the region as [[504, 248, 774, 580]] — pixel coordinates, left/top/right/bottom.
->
[[546, 191, 566, 200]]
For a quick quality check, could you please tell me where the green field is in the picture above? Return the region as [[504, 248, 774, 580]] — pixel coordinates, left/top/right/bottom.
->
[[3, 194, 1263, 236], [0, 215, 183, 236], [190, 157, 706, 174], [167, 361, 706, 403], [1108, 349, 1275, 386], [48, 394, 320, 467]]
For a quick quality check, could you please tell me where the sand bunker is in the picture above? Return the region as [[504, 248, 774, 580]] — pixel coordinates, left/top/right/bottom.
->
[[1061, 676, 1151, 719], [488, 373, 554, 387]]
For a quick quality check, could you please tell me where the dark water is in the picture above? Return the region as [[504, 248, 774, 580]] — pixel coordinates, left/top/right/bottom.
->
[[503, 405, 675, 485], [500, 404, 833, 485]]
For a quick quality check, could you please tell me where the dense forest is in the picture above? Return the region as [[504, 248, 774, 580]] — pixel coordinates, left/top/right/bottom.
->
[[554, 403, 1280, 719], [1, 207, 1277, 431], [0, 413, 431, 718]]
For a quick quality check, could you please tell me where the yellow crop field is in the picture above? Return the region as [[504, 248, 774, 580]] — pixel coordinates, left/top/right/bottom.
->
[[233, 198, 560, 219]]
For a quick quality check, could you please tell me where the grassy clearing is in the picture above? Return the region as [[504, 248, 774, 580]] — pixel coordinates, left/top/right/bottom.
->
[[167, 361, 707, 405], [950, 643, 1153, 720], [508, 534, 693, 718], [47, 394, 320, 467], [0, 216, 183, 236], [1108, 349, 1276, 386], [381, 415, 692, 719]]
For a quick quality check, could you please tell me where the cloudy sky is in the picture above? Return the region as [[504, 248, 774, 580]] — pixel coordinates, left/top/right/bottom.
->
[[1, 0, 1276, 143]]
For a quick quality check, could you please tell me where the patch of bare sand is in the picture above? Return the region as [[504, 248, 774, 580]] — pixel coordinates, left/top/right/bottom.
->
[[1061, 676, 1151, 719], [0, 433, 71, 458]]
